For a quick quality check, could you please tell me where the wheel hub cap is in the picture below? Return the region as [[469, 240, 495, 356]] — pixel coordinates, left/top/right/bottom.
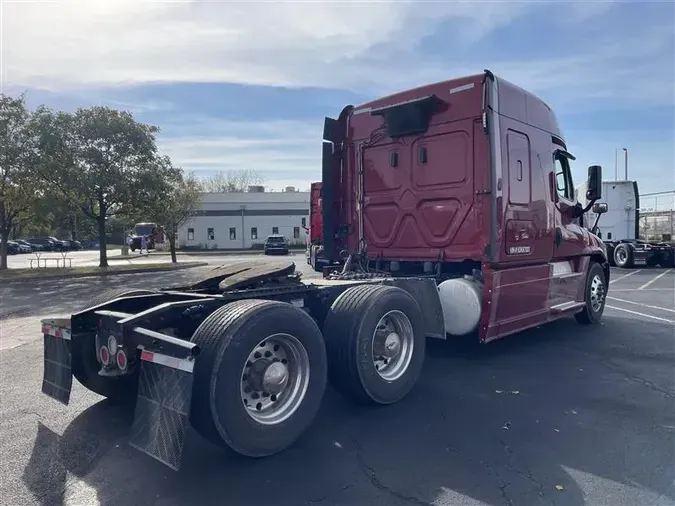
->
[[383, 333, 401, 357], [240, 333, 311, 426], [372, 310, 415, 382], [262, 362, 289, 394], [590, 274, 605, 312]]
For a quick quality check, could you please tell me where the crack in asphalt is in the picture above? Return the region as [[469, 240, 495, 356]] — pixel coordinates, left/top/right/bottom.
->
[[307, 485, 352, 504], [600, 359, 675, 400], [477, 458, 514, 506], [353, 438, 434, 506], [500, 440, 546, 500]]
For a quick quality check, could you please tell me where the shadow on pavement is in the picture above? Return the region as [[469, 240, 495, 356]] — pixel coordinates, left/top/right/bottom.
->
[[22, 316, 675, 506]]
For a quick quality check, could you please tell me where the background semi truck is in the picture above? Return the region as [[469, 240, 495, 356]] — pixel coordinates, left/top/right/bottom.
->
[[40, 69, 609, 472], [306, 182, 328, 272], [580, 180, 675, 268]]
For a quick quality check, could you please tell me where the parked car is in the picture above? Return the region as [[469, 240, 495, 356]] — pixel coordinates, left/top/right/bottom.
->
[[66, 240, 83, 251], [47, 236, 70, 251], [6, 241, 20, 255], [14, 240, 35, 252], [263, 234, 289, 255], [26, 237, 56, 251], [13, 240, 32, 254]]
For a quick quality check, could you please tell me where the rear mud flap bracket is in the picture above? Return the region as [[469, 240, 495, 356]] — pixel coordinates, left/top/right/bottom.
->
[[42, 333, 73, 405], [129, 351, 195, 471]]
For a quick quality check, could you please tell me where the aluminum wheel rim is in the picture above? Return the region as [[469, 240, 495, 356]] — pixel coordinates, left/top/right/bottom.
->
[[371, 310, 414, 382], [240, 333, 310, 425], [590, 274, 605, 312], [616, 248, 627, 263]]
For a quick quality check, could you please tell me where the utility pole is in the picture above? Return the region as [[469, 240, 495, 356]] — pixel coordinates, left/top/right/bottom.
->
[[614, 148, 618, 180], [622, 148, 628, 180]]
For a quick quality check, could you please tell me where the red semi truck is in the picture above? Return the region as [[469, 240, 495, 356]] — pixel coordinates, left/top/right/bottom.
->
[[306, 181, 330, 271], [40, 70, 609, 471]]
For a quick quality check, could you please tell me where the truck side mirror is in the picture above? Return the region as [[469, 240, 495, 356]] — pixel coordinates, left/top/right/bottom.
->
[[592, 203, 608, 214], [586, 165, 602, 201]]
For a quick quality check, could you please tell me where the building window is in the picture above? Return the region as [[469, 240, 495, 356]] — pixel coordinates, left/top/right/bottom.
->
[[293, 226, 300, 239], [301, 217, 306, 227], [607, 232, 612, 240], [251, 227, 258, 240], [229, 227, 236, 240], [207, 228, 215, 241], [272, 226, 279, 234], [187, 228, 194, 241]]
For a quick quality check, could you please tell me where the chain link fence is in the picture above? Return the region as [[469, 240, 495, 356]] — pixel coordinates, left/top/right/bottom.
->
[[639, 190, 674, 242]]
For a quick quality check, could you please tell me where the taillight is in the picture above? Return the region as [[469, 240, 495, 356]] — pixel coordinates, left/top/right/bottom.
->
[[100, 346, 110, 365], [116, 350, 128, 371]]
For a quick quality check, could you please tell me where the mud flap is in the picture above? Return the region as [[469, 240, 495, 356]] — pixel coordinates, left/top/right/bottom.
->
[[41, 333, 73, 405], [129, 351, 195, 471]]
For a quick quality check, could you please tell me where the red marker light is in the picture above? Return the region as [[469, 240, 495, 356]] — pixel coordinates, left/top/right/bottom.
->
[[100, 346, 110, 366], [116, 350, 128, 371]]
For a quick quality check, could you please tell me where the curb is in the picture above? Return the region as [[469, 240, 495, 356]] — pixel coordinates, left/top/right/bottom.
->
[[1, 262, 209, 284], [108, 250, 307, 259], [173, 249, 306, 256]]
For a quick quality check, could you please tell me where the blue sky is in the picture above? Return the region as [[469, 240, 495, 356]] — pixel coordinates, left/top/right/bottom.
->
[[2, 0, 674, 198]]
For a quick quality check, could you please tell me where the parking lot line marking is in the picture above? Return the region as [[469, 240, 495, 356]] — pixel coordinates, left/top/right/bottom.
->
[[606, 305, 675, 324], [607, 296, 675, 314], [609, 270, 641, 285], [637, 269, 673, 290], [611, 288, 674, 292]]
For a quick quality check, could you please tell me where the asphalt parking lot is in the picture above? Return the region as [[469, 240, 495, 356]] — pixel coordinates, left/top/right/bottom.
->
[[0, 265, 673, 506]]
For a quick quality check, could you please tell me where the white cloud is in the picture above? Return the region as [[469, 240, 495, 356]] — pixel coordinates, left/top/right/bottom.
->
[[3, 0, 672, 194], [4, 0, 660, 106], [157, 118, 324, 190]]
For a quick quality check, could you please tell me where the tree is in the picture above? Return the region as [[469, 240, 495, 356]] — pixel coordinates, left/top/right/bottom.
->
[[0, 94, 40, 270], [128, 161, 202, 263], [201, 168, 265, 193], [154, 173, 201, 263], [31, 106, 161, 267]]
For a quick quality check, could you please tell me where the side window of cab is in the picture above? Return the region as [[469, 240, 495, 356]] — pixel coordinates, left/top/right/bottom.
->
[[553, 152, 575, 201]]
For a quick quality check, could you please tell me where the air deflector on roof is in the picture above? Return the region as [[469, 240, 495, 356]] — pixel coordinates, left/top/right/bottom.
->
[[370, 95, 441, 138]]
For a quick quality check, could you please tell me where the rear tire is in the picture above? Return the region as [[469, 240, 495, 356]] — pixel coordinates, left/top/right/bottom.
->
[[575, 262, 607, 325], [71, 289, 155, 403], [323, 284, 426, 405], [613, 243, 633, 268], [189, 299, 327, 457]]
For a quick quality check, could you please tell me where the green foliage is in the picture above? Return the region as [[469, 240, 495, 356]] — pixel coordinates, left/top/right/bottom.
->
[[0, 94, 43, 269], [126, 162, 202, 263], [29, 105, 167, 267], [1, 94, 202, 268]]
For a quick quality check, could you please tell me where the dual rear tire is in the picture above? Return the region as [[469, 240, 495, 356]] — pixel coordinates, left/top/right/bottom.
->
[[189, 284, 426, 457]]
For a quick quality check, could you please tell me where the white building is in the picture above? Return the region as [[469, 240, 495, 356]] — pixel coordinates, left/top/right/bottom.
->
[[178, 188, 310, 249]]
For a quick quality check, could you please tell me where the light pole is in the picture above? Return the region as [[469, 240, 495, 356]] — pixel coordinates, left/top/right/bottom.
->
[[622, 148, 628, 180]]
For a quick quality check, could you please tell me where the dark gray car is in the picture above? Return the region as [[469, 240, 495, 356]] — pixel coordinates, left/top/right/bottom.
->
[[263, 234, 289, 255]]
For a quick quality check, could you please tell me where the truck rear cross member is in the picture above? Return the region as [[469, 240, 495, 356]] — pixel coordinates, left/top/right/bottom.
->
[[41, 70, 611, 471]]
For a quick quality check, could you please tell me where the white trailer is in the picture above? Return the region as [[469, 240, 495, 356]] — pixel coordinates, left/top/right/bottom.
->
[[580, 180, 674, 268]]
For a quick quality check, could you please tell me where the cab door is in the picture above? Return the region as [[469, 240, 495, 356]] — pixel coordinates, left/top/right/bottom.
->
[[549, 144, 587, 307]]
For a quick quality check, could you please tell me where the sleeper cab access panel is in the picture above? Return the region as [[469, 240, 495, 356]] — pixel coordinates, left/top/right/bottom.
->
[[348, 75, 488, 262]]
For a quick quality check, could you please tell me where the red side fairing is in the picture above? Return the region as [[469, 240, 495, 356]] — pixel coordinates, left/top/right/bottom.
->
[[479, 257, 590, 342]]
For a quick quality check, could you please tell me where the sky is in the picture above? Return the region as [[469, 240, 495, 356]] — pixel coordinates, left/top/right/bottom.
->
[[1, 0, 674, 199]]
